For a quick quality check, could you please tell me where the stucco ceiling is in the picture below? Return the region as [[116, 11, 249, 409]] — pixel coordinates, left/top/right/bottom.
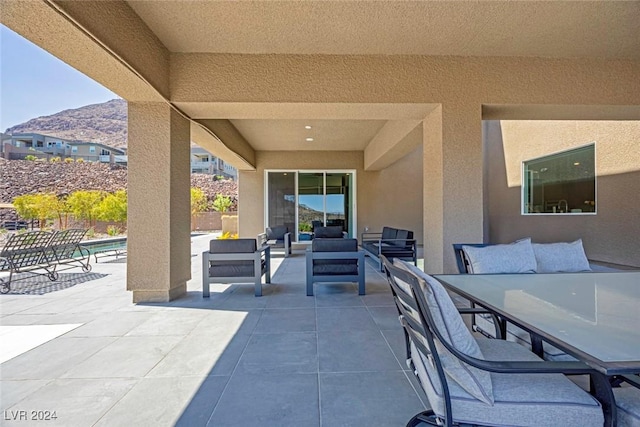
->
[[126, 0, 639, 156], [127, 1, 640, 59], [229, 119, 386, 151]]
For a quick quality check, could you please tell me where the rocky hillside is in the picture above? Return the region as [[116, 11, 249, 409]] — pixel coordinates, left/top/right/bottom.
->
[[0, 158, 238, 217], [5, 99, 127, 148]]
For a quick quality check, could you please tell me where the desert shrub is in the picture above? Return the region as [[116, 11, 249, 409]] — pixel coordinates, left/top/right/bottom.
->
[[212, 194, 233, 213], [49, 156, 61, 163], [106, 225, 120, 236], [24, 155, 37, 161], [76, 158, 84, 163], [64, 157, 74, 163]]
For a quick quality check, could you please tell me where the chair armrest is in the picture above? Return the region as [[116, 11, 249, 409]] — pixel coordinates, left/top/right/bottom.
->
[[361, 232, 382, 242], [257, 233, 267, 246], [400, 316, 593, 375]]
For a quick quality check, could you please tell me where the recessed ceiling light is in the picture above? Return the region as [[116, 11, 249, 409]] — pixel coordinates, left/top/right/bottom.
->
[[306, 137, 314, 142], [305, 125, 312, 130]]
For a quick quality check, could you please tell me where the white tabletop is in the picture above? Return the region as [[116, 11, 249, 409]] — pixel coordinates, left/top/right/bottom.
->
[[434, 272, 640, 374]]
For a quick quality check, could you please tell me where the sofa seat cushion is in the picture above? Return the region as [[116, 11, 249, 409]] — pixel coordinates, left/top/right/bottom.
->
[[614, 386, 640, 427], [365, 242, 413, 256]]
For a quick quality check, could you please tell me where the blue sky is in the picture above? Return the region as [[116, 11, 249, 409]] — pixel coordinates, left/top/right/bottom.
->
[[1, 25, 118, 132]]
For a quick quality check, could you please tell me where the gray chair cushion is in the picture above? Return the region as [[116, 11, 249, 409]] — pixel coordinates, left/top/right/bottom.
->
[[462, 238, 537, 274], [312, 238, 358, 272], [614, 386, 640, 427], [210, 238, 257, 253], [313, 226, 344, 238], [394, 229, 413, 248], [411, 337, 604, 427], [532, 239, 592, 273], [381, 226, 397, 241], [312, 238, 357, 252], [266, 226, 288, 241], [313, 263, 358, 275], [210, 260, 260, 277], [393, 259, 494, 405]]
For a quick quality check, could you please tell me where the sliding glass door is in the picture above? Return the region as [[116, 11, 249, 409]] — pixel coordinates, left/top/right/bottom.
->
[[266, 172, 296, 235], [266, 170, 355, 241]]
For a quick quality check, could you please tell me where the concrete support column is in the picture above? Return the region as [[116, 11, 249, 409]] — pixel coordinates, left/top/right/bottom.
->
[[127, 102, 192, 302], [423, 103, 484, 274]]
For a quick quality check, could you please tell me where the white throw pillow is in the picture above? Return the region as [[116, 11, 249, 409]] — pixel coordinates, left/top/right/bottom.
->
[[462, 238, 537, 274], [393, 259, 494, 405], [532, 239, 592, 273]]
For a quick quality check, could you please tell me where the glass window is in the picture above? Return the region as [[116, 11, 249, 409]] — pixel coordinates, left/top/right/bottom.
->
[[523, 144, 596, 214], [89, 146, 96, 153], [71, 146, 78, 153], [267, 172, 296, 238]]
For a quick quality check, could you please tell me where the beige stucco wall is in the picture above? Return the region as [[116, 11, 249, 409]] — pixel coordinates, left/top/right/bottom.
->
[[239, 148, 423, 245], [485, 120, 640, 267]]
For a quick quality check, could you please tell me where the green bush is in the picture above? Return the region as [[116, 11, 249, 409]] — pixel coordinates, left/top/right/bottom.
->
[[24, 155, 37, 161], [76, 158, 84, 163], [49, 156, 61, 163], [212, 194, 233, 213], [106, 225, 120, 236], [64, 157, 74, 163]]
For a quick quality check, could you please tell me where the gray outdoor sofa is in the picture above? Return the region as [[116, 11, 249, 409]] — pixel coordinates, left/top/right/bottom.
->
[[361, 226, 417, 271]]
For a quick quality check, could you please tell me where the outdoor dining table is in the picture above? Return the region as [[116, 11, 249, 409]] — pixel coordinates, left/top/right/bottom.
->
[[434, 271, 640, 427]]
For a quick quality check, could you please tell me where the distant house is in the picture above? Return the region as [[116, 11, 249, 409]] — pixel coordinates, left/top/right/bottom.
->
[[68, 141, 127, 164], [190, 146, 237, 180], [0, 132, 126, 164], [1, 132, 236, 179]]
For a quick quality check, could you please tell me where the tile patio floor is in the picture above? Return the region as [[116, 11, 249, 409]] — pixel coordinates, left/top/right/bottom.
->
[[0, 234, 428, 426]]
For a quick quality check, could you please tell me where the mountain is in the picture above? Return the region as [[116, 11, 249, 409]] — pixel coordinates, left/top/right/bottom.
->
[[5, 99, 127, 148]]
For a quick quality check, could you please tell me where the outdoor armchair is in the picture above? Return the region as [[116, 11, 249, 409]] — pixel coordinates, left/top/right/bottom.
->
[[381, 255, 605, 427], [258, 225, 291, 257], [202, 238, 271, 297], [312, 226, 347, 238], [306, 238, 365, 296]]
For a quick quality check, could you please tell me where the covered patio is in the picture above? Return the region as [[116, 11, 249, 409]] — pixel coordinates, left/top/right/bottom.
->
[[1, 235, 427, 426], [2, 1, 638, 304]]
